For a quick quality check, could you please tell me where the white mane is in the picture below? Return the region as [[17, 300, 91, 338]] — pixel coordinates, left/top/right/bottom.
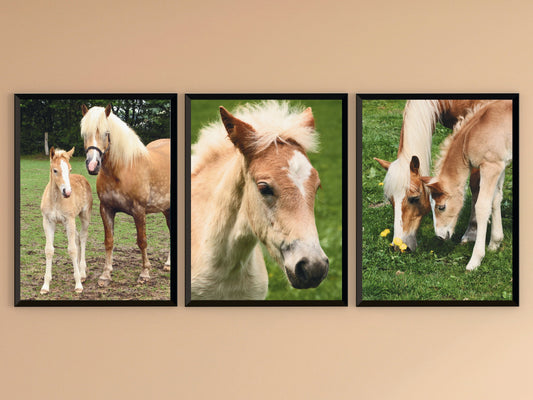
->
[[192, 101, 319, 174], [383, 100, 440, 199], [80, 106, 148, 167]]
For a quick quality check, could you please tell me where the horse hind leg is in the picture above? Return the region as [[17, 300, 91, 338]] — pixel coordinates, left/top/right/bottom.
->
[[163, 209, 171, 272], [134, 210, 151, 283], [461, 168, 480, 243], [488, 170, 506, 251], [41, 218, 56, 295]]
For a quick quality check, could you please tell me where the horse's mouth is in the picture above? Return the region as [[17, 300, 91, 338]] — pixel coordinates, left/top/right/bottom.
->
[[284, 258, 329, 289]]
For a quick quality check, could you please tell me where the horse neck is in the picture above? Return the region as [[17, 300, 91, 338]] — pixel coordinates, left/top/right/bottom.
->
[[437, 132, 471, 193], [199, 154, 258, 270], [47, 170, 63, 203], [398, 100, 439, 176]]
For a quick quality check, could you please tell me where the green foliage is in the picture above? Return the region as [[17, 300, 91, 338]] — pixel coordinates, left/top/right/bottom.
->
[[190, 99, 344, 301], [19, 98, 171, 155], [361, 100, 514, 301]]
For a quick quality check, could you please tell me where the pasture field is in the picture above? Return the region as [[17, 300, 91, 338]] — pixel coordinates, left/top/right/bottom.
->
[[190, 99, 344, 301], [19, 155, 171, 301], [360, 100, 514, 302]]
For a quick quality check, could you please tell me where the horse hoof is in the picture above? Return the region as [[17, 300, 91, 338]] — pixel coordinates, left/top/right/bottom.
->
[[98, 279, 111, 287], [75, 288, 83, 294], [40, 289, 49, 295], [163, 265, 171, 272], [137, 276, 150, 284]]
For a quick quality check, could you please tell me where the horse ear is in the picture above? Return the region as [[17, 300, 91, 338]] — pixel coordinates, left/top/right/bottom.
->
[[373, 157, 391, 170], [219, 106, 256, 159], [105, 104, 112, 117], [421, 176, 444, 194], [410, 156, 420, 175], [66, 147, 75, 158], [49, 147, 55, 159], [300, 107, 315, 129], [81, 104, 88, 116]]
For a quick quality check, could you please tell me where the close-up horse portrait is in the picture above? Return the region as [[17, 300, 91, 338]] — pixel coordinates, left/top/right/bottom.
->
[[16, 95, 176, 304], [358, 95, 517, 304], [187, 96, 346, 303]]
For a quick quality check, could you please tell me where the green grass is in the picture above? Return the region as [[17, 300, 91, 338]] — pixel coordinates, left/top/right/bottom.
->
[[19, 155, 171, 301], [190, 99, 344, 301], [361, 100, 514, 302]]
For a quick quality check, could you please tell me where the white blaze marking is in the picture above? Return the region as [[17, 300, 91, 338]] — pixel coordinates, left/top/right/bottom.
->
[[60, 159, 71, 193], [286, 150, 312, 198], [393, 194, 404, 239]]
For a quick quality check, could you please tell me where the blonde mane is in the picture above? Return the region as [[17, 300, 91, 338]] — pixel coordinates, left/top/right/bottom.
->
[[80, 106, 148, 167], [192, 101, 319, 174]]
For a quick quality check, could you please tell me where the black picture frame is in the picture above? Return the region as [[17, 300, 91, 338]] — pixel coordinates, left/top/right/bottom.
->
[[356, 93, 519, 306], [15, 93, 177, 306], [186, 93, 348, 306]]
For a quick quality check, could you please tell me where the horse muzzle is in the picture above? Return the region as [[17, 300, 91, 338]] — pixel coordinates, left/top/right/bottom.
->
[[86, 158, 100, 175], [282, 240, 329, 289]]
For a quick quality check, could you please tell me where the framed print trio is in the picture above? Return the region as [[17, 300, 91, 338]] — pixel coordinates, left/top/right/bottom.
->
[[357, 94, 518, 306], [15, 94, 177, 306], [186, 94, 348, 306]]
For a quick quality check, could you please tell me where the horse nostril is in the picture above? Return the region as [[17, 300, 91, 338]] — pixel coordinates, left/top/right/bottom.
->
[[295, 258, 309, 281]]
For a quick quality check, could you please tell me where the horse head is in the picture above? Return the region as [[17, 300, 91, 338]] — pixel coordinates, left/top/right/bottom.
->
[[49, 146, 75, 198], [80, 103, 112, 175], [374, 155, 431, 251], [220, 106, 329, 289]]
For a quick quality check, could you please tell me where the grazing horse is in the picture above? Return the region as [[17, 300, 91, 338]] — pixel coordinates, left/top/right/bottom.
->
[[421, 100, 513, 270], [40, 147, 92, 294], [191, 101, 329, 300], [80, 104, 171, 286], [373, 100, 488, 251]]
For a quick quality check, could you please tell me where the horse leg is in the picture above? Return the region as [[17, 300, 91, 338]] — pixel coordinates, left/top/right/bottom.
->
[[78, 209, 90, 282], [466, 162, 505, 271], [163, 209, 171, 272], [461, 168, 480, 243], [98, 204, 115, 287], [40, 218, 56, 294], [488, 170, 506, 251], [133, 209, 151, 283], [66, 218, 83, 293]]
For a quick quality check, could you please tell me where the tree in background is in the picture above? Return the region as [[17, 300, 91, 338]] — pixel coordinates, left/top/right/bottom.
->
[[19, 98, 171, 156]]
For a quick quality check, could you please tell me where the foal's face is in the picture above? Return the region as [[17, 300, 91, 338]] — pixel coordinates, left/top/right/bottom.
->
[[81, 104, 112, 175], [50, 147, 74, 198], [248, 142, 329, 288], [421, 177, 464, 240], [220, 106, 329, 290], [375, 156, 431, 251]]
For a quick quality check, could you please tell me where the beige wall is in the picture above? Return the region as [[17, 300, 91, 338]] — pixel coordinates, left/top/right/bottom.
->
[[1, 0, 531, 398]]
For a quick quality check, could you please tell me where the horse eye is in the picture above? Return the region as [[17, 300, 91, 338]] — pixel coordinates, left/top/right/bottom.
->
[[408, 196, 420, 204], [257, 182, 274, 196], [437, 204, 446, 212], [53, 169, 58, 174]]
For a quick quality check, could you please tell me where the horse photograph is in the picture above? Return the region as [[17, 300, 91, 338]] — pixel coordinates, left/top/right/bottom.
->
[[357, 94, 518, 305], [186, 95, 346, 304], [15, 94, 176, 305]]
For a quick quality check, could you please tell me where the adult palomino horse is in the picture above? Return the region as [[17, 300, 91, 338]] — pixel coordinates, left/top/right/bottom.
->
[[191, 101, 329, 300], [40, 147, 92, 294], [81, 104, 170, 286], [421, 100, 513, 270], [373, 100, 488, 251]]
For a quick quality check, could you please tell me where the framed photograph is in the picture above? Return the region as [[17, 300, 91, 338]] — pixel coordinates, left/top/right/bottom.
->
[[357, 94, 518, 306], [15, 94, 177, 306], [186, 94, 347, 306]]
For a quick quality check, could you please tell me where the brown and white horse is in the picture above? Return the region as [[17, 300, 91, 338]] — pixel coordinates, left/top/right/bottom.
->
[[80, 104, 171, 286], [191, 101, 329, 300], [374, 100, 487, 251], [40, 147, 92, 294], [421, 100, 513, 270]]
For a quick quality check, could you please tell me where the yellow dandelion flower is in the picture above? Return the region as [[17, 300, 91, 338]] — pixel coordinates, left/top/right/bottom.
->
[[378, 182, 384, 186], [380, 229, 390, 237], [392, 237, 403, 247], [399, 243, 407, 252]]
